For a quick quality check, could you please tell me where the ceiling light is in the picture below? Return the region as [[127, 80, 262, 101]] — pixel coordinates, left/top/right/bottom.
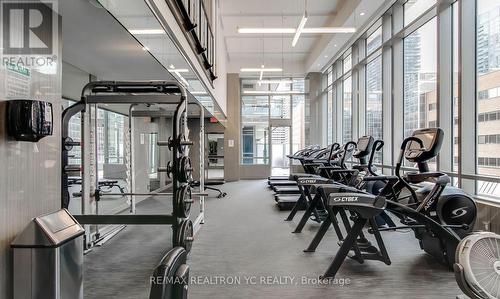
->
[[257, 80, 293, 84], [129, 29, 165, 35], [243, 90, 303, 95], [259, 71, 264, 81], [334, 44, 337, 47], [169, 69, 189, 73], [240, 68, 282, 72], [292, 12, 308, 47], [360, 12, 365, 16], [302, 27, 356, 33], [238, 28, 296, 34], [324, 55, 328, 58]]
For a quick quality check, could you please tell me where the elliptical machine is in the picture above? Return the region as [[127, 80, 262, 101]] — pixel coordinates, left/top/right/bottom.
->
[[392, 128, 477, 248], [315, 128, 477, 278]]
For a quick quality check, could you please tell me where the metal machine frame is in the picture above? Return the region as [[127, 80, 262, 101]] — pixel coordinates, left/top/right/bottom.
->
[[61, 81, 205, 249]]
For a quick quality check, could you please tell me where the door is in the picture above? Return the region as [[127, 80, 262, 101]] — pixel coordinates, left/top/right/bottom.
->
[[270, 126, 292, 176]]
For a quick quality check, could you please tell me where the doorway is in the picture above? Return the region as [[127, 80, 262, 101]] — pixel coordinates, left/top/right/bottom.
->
[[270, 126, 291, 176], [206, 133, 225, 179]]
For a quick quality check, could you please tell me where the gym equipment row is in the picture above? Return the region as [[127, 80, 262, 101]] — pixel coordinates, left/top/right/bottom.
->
[[266, 128, 500, 298]]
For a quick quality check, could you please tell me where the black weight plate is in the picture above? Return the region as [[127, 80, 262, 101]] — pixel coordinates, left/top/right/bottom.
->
[[176, 184, 192, 218], [177, 219, 194, 253], [177, 156, 193, 183]]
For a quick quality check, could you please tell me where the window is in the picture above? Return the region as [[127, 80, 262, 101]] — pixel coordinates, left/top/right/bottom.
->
[[240, 78, 306, 165], [270, 96, 291, 119], [343, 54, 352, 74], [148, 133, 158, 179], [476, 0, 500, 183], [65, 100, 82, 166], [327, 67, 333, 87], [403, 18, 437, 138], [453, 2, 459, 172], [327, 87, 334, 144], [106, 111, 125, 164], [343, 77, 352, 143], [241, 96, 269, 165], [292, 95, 306, 157], [366, 55, 383, 162], [366, 26, 382, 55], [404, 0, 437, 26]]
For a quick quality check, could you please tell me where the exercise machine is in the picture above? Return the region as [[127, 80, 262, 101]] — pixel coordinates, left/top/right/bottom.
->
[[61, 81, 205, 252], [315, 128, 477, 278]]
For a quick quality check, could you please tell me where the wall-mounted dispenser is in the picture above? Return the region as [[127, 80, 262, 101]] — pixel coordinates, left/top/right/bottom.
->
[[6, 100, 53, 142]]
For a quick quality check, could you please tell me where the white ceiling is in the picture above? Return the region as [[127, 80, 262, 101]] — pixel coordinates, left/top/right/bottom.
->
[[60, 0, 214, 117], [219, 0, 388, 76]]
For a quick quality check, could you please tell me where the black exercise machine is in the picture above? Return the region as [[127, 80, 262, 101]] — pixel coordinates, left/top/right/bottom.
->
[[313, 128, 477, 278], [149, 247, 189, 299]]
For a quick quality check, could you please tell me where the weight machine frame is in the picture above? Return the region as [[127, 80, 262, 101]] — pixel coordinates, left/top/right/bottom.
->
[[61, 81, 204, 249]]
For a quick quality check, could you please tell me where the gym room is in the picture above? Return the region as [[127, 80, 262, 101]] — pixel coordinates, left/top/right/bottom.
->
[[0, 0, 498, 298]]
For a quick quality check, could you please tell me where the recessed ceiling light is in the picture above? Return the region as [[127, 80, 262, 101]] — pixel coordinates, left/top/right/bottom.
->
[[324, 55, 328, 58], [238, 28, 296, 34], [302, 27, 356, 33], [258, 80, 293, 84], [292, 12, 308, 47], [334, 44, 337, 47], [130, 29, 165, 35], [240, 68, 283, 72], [243, 90, 303, 95], [360, 12, 365, 16]]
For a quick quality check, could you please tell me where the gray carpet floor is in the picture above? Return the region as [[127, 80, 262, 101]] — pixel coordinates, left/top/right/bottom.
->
[[84, 180, 463, 299]]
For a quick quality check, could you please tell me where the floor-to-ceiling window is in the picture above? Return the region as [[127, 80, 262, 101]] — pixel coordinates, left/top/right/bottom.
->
[[316, 0, 500, 203], [342, 76, 352, 143], [241, 95, 270, 165], [240, 78, 306, 165], [403, 18, 438, 138], [476, 0, 500, 197], [366, 55, 383, 162]]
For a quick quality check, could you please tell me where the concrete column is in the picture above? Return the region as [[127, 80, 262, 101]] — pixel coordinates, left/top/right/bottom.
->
[[224, 73, 241, 181]]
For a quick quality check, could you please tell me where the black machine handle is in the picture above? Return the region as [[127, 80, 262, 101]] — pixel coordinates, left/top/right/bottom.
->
[[340, 141, 357, 168], [395, 137, 424, 179], [393, 136, 424, 204], [368, 140, 384, 176], [326, 143, 341, 163]]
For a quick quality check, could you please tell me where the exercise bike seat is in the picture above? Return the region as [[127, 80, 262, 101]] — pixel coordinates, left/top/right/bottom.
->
[[327, 193, 386, 219]]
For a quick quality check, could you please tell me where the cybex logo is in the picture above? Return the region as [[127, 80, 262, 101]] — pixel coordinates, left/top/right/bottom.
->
[[451, 207, 468, 219], [2, 2, 56, 55], [302, 179, 317, 184], [332, 196, 359, 202]]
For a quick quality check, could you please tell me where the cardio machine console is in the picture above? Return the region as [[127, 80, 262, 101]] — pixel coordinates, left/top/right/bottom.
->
[[405, 128, 444, 163], [353, 136, 374, 159]]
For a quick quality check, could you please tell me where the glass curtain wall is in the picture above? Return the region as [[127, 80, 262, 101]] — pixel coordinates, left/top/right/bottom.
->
[[240, 78, 306, 165]]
